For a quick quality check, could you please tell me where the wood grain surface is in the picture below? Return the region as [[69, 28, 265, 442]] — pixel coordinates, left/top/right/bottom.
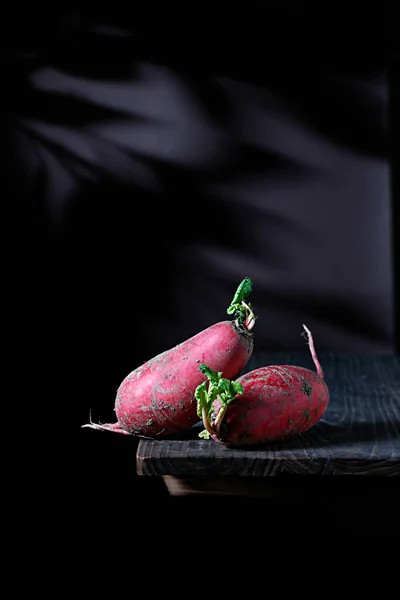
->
[[136, 353, 400, 478]]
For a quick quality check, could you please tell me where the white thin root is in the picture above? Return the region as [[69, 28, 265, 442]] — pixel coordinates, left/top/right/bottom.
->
[[302, 324, 324, 380]]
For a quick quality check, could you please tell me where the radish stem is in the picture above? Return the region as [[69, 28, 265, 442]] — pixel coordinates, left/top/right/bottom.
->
[[227, 277, 256, 331], [201, 406, 217, 437], [195, 364, 244, 439]]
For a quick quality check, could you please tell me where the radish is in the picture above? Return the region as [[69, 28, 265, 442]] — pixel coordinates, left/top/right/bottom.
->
[[82, 277, 256, 437], [195, 325, 329, 447]]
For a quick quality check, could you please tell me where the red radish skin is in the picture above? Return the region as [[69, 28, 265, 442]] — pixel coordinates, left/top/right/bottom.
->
[[213, 364, 328, 446], [117, 320, 253, 437], [82, 278, 256, 438], [197, 325, 329, 447]]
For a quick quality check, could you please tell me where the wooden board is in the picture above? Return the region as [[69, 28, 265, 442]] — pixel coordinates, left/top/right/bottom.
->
[[136, 353, 400, 478]]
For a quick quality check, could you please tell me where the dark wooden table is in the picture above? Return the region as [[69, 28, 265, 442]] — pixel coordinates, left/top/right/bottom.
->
[[136, 353, 400, 500]]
